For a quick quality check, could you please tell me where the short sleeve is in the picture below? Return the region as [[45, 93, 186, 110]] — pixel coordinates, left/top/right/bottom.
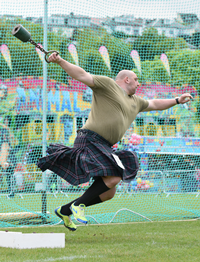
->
[[91, 75, 113, 91], [135, 96, 149, 112]]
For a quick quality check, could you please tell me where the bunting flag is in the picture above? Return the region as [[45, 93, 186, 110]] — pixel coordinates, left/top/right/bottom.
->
[[35, 43, 44, 62], [98, 46, 111, 71], [0, 44, 12, 71], [68, 43, 79, 66], [160, 53, 171, 77], [130, 50, 141, 75]]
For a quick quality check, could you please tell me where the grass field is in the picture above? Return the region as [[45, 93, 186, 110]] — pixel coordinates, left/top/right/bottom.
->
[[0, 192, 199, 261], [0, 192, 200, 228], [0, 220, 200, 262]]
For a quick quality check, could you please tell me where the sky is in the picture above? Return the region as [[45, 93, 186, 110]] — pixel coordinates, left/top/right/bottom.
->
[[1, 0, 200, 19]]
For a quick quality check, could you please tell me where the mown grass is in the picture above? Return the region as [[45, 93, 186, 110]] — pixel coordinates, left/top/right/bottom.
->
[[1, 192, 200, 227], [0, 220, 200, 262]]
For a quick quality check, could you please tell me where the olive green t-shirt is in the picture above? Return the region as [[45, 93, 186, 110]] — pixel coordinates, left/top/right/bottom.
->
[[82, 75, 149, 145]]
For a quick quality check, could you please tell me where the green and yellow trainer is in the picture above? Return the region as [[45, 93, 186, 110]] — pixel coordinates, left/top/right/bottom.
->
[[70, 203, 88, 224], [55, 206, 77, 231]]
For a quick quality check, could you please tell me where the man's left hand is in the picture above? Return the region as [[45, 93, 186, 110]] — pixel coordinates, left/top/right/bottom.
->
[[178, 93, 193, 104]]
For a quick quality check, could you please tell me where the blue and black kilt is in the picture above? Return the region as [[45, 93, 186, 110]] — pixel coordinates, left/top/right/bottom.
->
[[37, 129, 139, 186]]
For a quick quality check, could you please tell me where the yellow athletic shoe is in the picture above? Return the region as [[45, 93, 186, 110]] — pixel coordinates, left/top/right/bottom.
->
[[70, 203, 88, 224], [55, 206, 77, 231]]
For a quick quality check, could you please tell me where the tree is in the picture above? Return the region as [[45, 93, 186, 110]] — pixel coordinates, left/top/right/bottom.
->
[[192, 32, 200, 48], [132, 27, 187, 61], [112, 31, 129, 39], [82, 50, 110, 76]]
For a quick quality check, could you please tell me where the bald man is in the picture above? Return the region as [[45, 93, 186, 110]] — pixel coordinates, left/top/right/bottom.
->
[[37, 53, 192, 231]]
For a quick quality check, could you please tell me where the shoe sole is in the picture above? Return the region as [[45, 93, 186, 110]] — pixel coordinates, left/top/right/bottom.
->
[[77, 218, 88, 224], [55, 208, 77, 231]]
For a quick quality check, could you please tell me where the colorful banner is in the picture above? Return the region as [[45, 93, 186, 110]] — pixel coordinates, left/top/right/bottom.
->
[[98, 46, 111, 71], [160, 53, 171, 77], [68, 43, 79, 66], [0, 44, 12, 71], [138, 136, 200, 154], [130, 50, 141, 75], [35, 43, 44, 62]]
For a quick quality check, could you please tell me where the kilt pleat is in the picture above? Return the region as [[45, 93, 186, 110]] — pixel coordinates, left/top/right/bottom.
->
[[37, 129, 139, 185]]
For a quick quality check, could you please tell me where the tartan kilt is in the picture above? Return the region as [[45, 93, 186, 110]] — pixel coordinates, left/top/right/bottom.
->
[[37, 129, 139, 186]]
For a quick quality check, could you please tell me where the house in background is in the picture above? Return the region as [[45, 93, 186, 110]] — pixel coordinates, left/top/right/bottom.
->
[[1, 14, 23, 20], [145, 19, 185, 38], [19, 12, 200, 44], [102, 18, 143, 36], [34, 13, 92, 38], [176, 13, 199, 25], [101, 16, 155, 39], [176, 13, 200, 37], [25, 17, 38, 23], [113, 14, 135, 23]]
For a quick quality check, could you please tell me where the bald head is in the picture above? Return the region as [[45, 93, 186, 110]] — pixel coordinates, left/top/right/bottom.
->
[[115, 70, 136, 81], [115, 70, 139, 96]]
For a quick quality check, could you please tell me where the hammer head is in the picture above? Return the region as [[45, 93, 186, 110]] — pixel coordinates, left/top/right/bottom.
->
[[12, 24, 31, 43]]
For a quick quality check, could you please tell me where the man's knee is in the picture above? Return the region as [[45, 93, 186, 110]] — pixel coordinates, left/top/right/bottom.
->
[[100, 186, 116, 202], [107, 186, 116, 200], [102, 176, 121, 188]]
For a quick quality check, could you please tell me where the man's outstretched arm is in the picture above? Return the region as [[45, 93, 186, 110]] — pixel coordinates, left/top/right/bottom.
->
[[48, 52, 95, 87], [142, 93, 193, 112]]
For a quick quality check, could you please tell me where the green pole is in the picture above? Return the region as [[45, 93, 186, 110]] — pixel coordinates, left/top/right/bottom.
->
[[42, 0, 48, 220]]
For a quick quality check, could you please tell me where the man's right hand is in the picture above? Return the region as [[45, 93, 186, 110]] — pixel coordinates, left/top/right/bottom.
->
[[48, 52, 62, 64]]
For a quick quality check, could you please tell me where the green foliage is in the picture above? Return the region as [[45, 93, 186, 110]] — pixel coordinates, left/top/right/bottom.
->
[[140, 49, 200, 123], [132, 27, 188, 61], [82, 49, 110, 76], [0, 17, 199, 92], [112, 31, 132, 39], [0, 18, 66, 79], [169, 49, 200, 88], [0, 20, 8, 44], [75, 28, 111, 75], [100, 34, 133, 75], [192, 32, 200, 47], [142, 59, 170, 83], [140, 49, 200, 88]]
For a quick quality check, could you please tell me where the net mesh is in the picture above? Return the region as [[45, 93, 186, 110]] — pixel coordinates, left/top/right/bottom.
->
[[0, 0, 200, 228]]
